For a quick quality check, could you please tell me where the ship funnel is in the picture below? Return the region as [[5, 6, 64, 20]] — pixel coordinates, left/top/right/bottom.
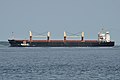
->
[[47, 32, 50, 40], [81, 32, 84, 41], [64, 31, 67, 40], [29, 31, 32, 41]]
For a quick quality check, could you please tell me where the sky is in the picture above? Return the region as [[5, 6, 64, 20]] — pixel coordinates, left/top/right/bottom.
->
[[0, 0, 120, 44]]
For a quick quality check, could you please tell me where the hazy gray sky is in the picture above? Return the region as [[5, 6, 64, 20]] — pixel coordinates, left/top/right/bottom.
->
[[0, 0, 120, 44]]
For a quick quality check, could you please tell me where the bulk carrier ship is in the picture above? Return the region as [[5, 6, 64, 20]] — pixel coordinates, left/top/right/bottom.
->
[[8, 29, 115, 47]]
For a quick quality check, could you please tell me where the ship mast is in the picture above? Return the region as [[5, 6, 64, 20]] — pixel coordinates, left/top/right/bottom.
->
[[81, 32, 84, 41], [47, 32, 50, 40], [64, 31, 67, 40], [29, 31, 32, 42], [11, 32, 15, 40]]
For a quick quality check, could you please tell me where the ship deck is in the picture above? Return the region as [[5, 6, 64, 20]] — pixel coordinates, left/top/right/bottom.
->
[[15, 40, 98, 42]]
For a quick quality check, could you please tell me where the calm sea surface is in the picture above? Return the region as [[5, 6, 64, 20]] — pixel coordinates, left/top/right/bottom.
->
[[0, 45, 120, 80]]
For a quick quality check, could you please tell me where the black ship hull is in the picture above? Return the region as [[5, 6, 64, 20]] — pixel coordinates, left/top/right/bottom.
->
[[8, 40, 114, 47]]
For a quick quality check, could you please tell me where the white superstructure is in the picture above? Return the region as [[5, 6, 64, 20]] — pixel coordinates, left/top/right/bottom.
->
[[98, 30, 111, 42], [105, 32, 110, 42]]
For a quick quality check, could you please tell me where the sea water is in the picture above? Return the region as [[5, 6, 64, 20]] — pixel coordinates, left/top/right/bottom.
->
[[0, 44, 120, 80]]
